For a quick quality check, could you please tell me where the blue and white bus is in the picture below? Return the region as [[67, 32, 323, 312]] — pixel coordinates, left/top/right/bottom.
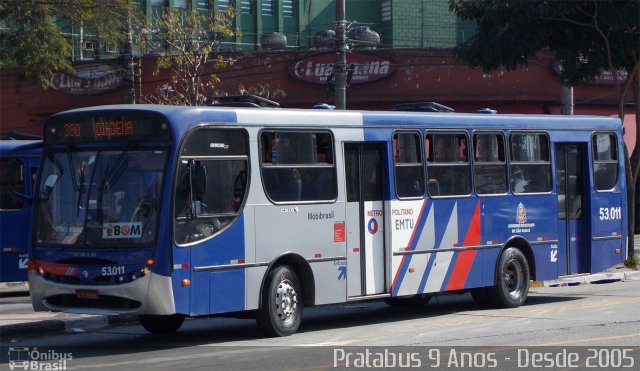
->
[[1, 139, 41, 283], [29, 105, 627, 336]]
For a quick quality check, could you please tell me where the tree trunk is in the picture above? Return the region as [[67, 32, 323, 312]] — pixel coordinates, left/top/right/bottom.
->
[[626, 144, 636, 259]]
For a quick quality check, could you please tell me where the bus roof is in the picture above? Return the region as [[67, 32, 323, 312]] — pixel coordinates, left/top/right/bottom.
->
[[0, 140, 42, 157], [48, 104, 622, 137]]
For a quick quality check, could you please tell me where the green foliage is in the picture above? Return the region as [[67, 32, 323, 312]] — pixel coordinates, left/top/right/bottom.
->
[[0, 0, 131, 88], [625, 255, 639, 269], [135, 6, 240, 106], [449, 0, 639, 86]]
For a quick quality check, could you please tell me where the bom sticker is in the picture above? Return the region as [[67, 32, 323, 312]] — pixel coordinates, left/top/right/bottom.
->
[[103, 222, 143, 239]]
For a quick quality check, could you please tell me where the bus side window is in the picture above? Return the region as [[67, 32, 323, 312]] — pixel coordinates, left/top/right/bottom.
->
[[592, 133, 618, 191], [0, 159, 25, 210], [426, 133, 471, 197], [473, 133, 507, 195], [394, 132, 424, 198], [509, 133, 551, 194], [260, 130, 336, 203], [174, 128, 249, 245]]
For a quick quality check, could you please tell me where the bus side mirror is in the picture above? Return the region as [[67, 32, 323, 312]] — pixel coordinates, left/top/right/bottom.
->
[[40, 173, 59, 201]]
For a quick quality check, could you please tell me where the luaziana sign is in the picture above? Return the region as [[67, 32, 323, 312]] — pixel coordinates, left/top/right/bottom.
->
[[50, 63, 122, 95], [288, 53, 394, 85]]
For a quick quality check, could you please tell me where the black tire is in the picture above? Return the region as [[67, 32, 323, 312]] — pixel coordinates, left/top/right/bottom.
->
[[385, 294, 432, 307], [486, 247, 530, 308], [139, 314, 185, 334], [256, 265, 303, 337], [470, 288, 493, 308]]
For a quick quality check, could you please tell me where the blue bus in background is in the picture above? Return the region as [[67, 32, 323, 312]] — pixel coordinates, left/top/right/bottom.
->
[[1, 138, 41, 283], [28, 105, 627, 336]]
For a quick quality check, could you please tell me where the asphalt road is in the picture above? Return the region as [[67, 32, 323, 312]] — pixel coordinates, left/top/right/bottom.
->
[[1, 279, 639, 370]]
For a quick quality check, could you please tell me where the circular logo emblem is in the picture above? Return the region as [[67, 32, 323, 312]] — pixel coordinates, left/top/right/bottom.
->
[[516, 202, 527, 224], [367, 218, 379, 234]]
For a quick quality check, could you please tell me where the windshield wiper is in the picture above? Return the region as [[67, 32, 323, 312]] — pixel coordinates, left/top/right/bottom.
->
[[67, 147, 80, 192], [100, 142, 135, 194], [76, 163, 86, 217], [95, 143, 135, 224]]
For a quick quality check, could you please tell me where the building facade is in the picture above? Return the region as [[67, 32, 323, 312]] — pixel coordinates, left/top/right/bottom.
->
[[0, 0, 635, 151]]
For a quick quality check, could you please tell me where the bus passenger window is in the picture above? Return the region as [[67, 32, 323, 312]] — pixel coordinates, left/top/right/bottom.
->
[[425, 133, 471, 197], [260, 130, 336, 203], [592, 133, 618, 191], [473, 133, 507, 195], [0, 159, 25, 210], [393, 132, 424, 198], [509, 133, 551, 194], [174, 129, 249, 245]]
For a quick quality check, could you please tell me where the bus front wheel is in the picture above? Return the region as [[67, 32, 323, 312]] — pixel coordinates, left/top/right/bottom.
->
[[256, 265, 303, 337], [139, 314, 185, 334], [487, 247, 530, 308]]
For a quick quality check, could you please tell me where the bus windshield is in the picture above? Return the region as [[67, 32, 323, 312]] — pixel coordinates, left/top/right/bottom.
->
[[34, 147, 168, 247]]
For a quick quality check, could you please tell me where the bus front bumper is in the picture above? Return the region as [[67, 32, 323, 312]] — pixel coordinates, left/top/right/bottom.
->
[[28, 270, 176, 316]]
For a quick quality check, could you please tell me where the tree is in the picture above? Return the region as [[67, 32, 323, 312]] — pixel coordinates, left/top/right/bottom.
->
[[0, 0, 131, 88], [450, 0, 640, 258], [134, 6, 239, 106]]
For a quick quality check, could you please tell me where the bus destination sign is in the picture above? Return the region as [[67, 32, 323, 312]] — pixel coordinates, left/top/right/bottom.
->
[[45, 114, 172, 144]]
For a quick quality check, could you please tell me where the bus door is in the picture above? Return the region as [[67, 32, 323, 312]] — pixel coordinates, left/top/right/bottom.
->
[[555, 143, 589, 275], [344, 143, 386, 297]]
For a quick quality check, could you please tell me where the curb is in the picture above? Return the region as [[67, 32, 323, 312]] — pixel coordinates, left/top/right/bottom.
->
[[0, 314, 138, 340], [537, 270, 640, 287]]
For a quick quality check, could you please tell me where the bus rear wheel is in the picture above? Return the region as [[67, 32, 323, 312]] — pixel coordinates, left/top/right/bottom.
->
[[486, 247, 530, 308], [256, 265, 303, 337], [139, 314, 185, 334]]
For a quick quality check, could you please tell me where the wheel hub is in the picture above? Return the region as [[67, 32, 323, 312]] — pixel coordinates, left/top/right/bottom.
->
[[275, 280, 298, 323], [503, 259, 523, 297]]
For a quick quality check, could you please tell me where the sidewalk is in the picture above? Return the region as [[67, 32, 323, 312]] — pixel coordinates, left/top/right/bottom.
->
[[1, 239, 639, 340]]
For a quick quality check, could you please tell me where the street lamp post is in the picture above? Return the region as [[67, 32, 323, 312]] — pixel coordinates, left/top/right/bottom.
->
[[335, 0, 347, 110]]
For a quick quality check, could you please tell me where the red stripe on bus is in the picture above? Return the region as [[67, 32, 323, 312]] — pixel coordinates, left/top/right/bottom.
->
[[445, 201, 481, 291]]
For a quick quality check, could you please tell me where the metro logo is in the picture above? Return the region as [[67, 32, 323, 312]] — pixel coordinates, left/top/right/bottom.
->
[[103, 222, 143, 239]]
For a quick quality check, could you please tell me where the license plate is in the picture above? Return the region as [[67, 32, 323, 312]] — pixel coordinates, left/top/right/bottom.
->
[[75, 289, 100, 300]]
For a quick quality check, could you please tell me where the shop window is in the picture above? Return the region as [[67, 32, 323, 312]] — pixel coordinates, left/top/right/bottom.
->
[[283, 0, 294, 17], [262, 0, 274, 16]]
